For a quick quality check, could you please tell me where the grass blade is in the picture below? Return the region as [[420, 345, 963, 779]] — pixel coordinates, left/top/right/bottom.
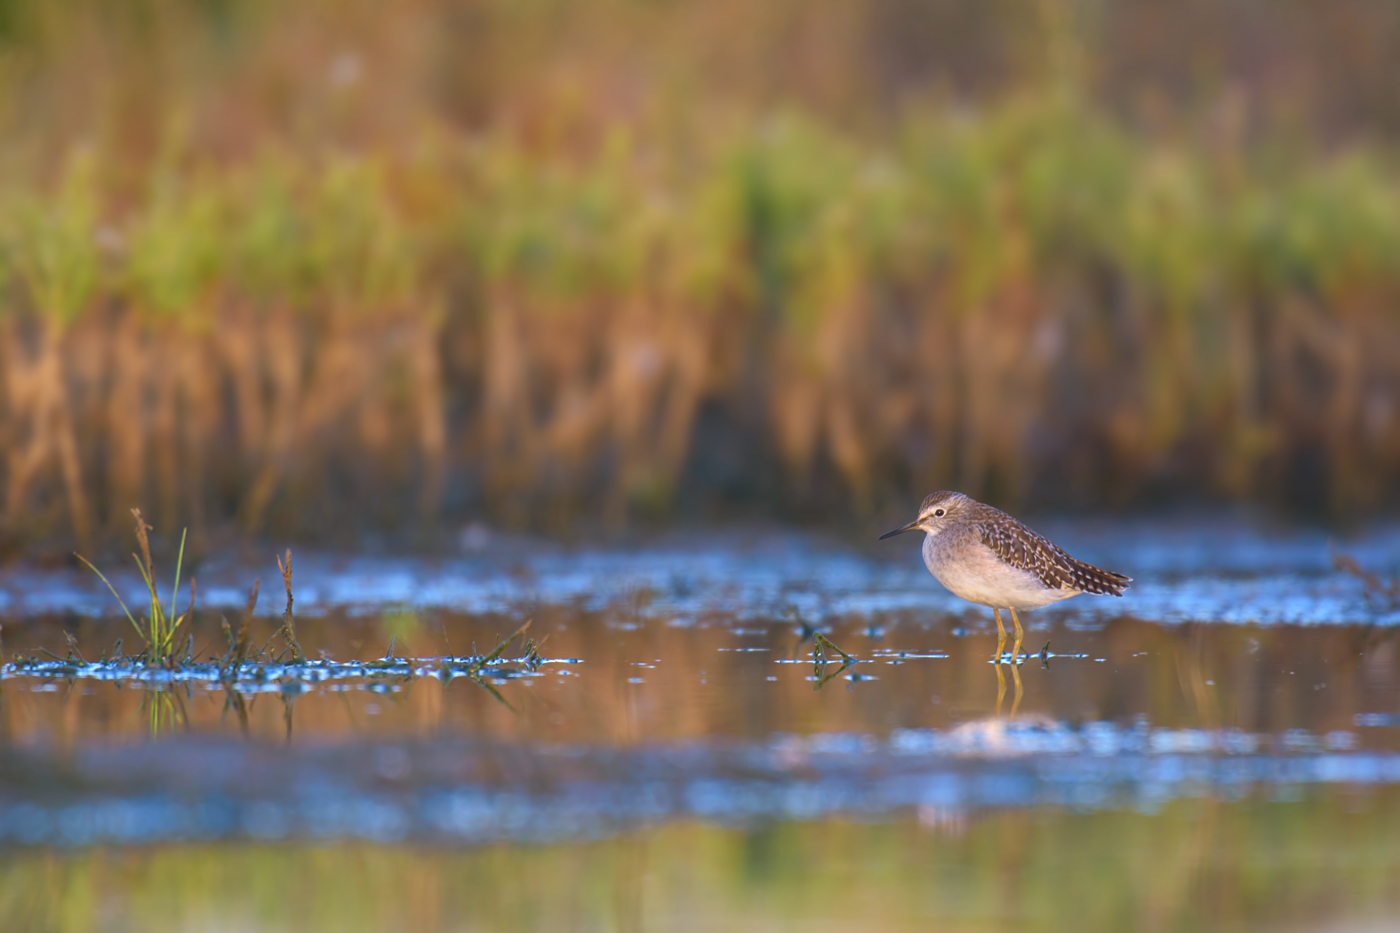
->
[[169, 527, 187, 626], [75, 553, 148, 642], [471, 620, 531, 672]]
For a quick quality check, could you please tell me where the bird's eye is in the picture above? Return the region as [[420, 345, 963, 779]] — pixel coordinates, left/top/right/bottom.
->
[[934, 509, 945, 517]]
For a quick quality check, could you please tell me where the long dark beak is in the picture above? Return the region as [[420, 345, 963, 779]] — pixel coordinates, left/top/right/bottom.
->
[[878, 520, 920, 540]]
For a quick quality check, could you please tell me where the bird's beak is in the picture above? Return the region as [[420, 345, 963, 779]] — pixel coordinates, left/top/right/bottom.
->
[[878, 520, 920, 540]]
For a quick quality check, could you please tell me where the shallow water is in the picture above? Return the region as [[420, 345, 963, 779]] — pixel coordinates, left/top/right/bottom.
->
[[2, 520, 1399, 930], [6, 517, 1399, 625]]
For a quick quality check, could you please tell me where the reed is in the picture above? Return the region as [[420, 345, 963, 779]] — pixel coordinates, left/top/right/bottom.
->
[[1, 93, 1399, 545]]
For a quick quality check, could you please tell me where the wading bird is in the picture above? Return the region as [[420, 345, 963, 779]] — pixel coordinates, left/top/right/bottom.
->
[[880, 491, 1130, 662]]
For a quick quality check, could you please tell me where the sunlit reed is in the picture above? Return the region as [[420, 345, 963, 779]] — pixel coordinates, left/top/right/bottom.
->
[[1, 96, 1398, 544]]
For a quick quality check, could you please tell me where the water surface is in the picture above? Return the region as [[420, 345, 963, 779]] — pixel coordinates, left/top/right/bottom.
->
[[2, 520, 1399, 930]]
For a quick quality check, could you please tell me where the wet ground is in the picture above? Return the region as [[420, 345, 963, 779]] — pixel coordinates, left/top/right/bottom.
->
[[2, 519, 1400, 931]]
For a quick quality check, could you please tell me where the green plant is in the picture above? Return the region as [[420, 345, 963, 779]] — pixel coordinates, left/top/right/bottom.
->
[[75, 508, 192, 665]]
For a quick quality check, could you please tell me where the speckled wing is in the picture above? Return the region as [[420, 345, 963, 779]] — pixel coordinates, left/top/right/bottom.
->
[[974, 517, 1131, 596]]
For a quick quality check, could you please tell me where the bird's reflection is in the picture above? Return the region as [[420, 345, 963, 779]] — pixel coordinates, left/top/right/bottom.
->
[[994, 657, 1023, 719]]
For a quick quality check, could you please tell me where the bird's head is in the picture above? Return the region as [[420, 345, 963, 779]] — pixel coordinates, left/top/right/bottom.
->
[[878, 490, 970, 540]]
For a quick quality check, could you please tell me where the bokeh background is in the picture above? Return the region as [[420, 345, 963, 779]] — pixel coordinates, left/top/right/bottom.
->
[[3, 0, 1400, 552], [5, 7, 1400, 930]]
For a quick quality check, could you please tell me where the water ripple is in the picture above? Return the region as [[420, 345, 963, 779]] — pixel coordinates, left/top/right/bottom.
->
[[1, 722, 1397, 848]]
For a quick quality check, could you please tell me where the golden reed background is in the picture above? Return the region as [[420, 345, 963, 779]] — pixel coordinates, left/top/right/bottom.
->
[[2, 0, 1400, 548]]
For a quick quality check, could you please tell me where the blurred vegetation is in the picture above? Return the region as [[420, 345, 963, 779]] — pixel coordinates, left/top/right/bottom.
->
[[0, 0, 1399, 547], [4, 794, 1400, 931]]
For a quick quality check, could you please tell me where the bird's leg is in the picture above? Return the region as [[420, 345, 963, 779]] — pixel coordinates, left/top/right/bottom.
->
[[1009, 607, 1024, 665], [992, 608, 1007, 662]]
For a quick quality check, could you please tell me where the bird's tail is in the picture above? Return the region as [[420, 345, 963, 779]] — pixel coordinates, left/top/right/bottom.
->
[[1069, 559, 1131, 597]]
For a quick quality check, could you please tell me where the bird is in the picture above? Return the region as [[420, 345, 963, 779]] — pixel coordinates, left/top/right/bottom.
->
[[879, 491, 1130, 663]]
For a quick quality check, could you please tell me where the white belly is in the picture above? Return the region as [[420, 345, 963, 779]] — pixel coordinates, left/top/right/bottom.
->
[[922, 534, 1078, 610]]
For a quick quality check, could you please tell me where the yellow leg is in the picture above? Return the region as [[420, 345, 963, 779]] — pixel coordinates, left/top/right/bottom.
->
[[1010, 661, 1023, 717], [1009, 607, 1024, 665], [994, 661, 1006, 718], [992, 608, 1006, 662]]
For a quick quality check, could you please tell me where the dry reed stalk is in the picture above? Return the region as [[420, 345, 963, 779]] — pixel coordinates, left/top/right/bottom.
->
[[104, 321, 150, 529], [153, 342, 182, 531], [771, 343, 822, 484], [1332, 547, 1400, 608], [915, 299, 963, 489], [49, 338, 92, 549], [131, 507, 155, 587], [605, 305, 665, 509], [821, 297, 877, 503], [1, 320, 93, 546], [481, 286, 536, 493], [275, 549, 305, 662], [296, 317, 366, 433], [1, 285, 1396, 540], [242, 312, 303, 531], [1, 320, 46, 525], [176, 337, 219, 539], [221, 579, 259, 677], [658, 310, 711, 467], [221, 318, 268, 461], [412, 311, 447, 515]]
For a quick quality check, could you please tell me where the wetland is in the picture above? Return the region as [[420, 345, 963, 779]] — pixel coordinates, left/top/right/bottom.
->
[[1, 518, 1399, 930]]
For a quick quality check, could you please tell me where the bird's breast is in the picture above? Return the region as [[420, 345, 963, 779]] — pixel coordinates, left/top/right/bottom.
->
[[922, 534, 1076, 610]]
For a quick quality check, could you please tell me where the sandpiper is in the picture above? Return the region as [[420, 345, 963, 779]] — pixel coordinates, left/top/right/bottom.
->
[[880, 491, 1130, 662]]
